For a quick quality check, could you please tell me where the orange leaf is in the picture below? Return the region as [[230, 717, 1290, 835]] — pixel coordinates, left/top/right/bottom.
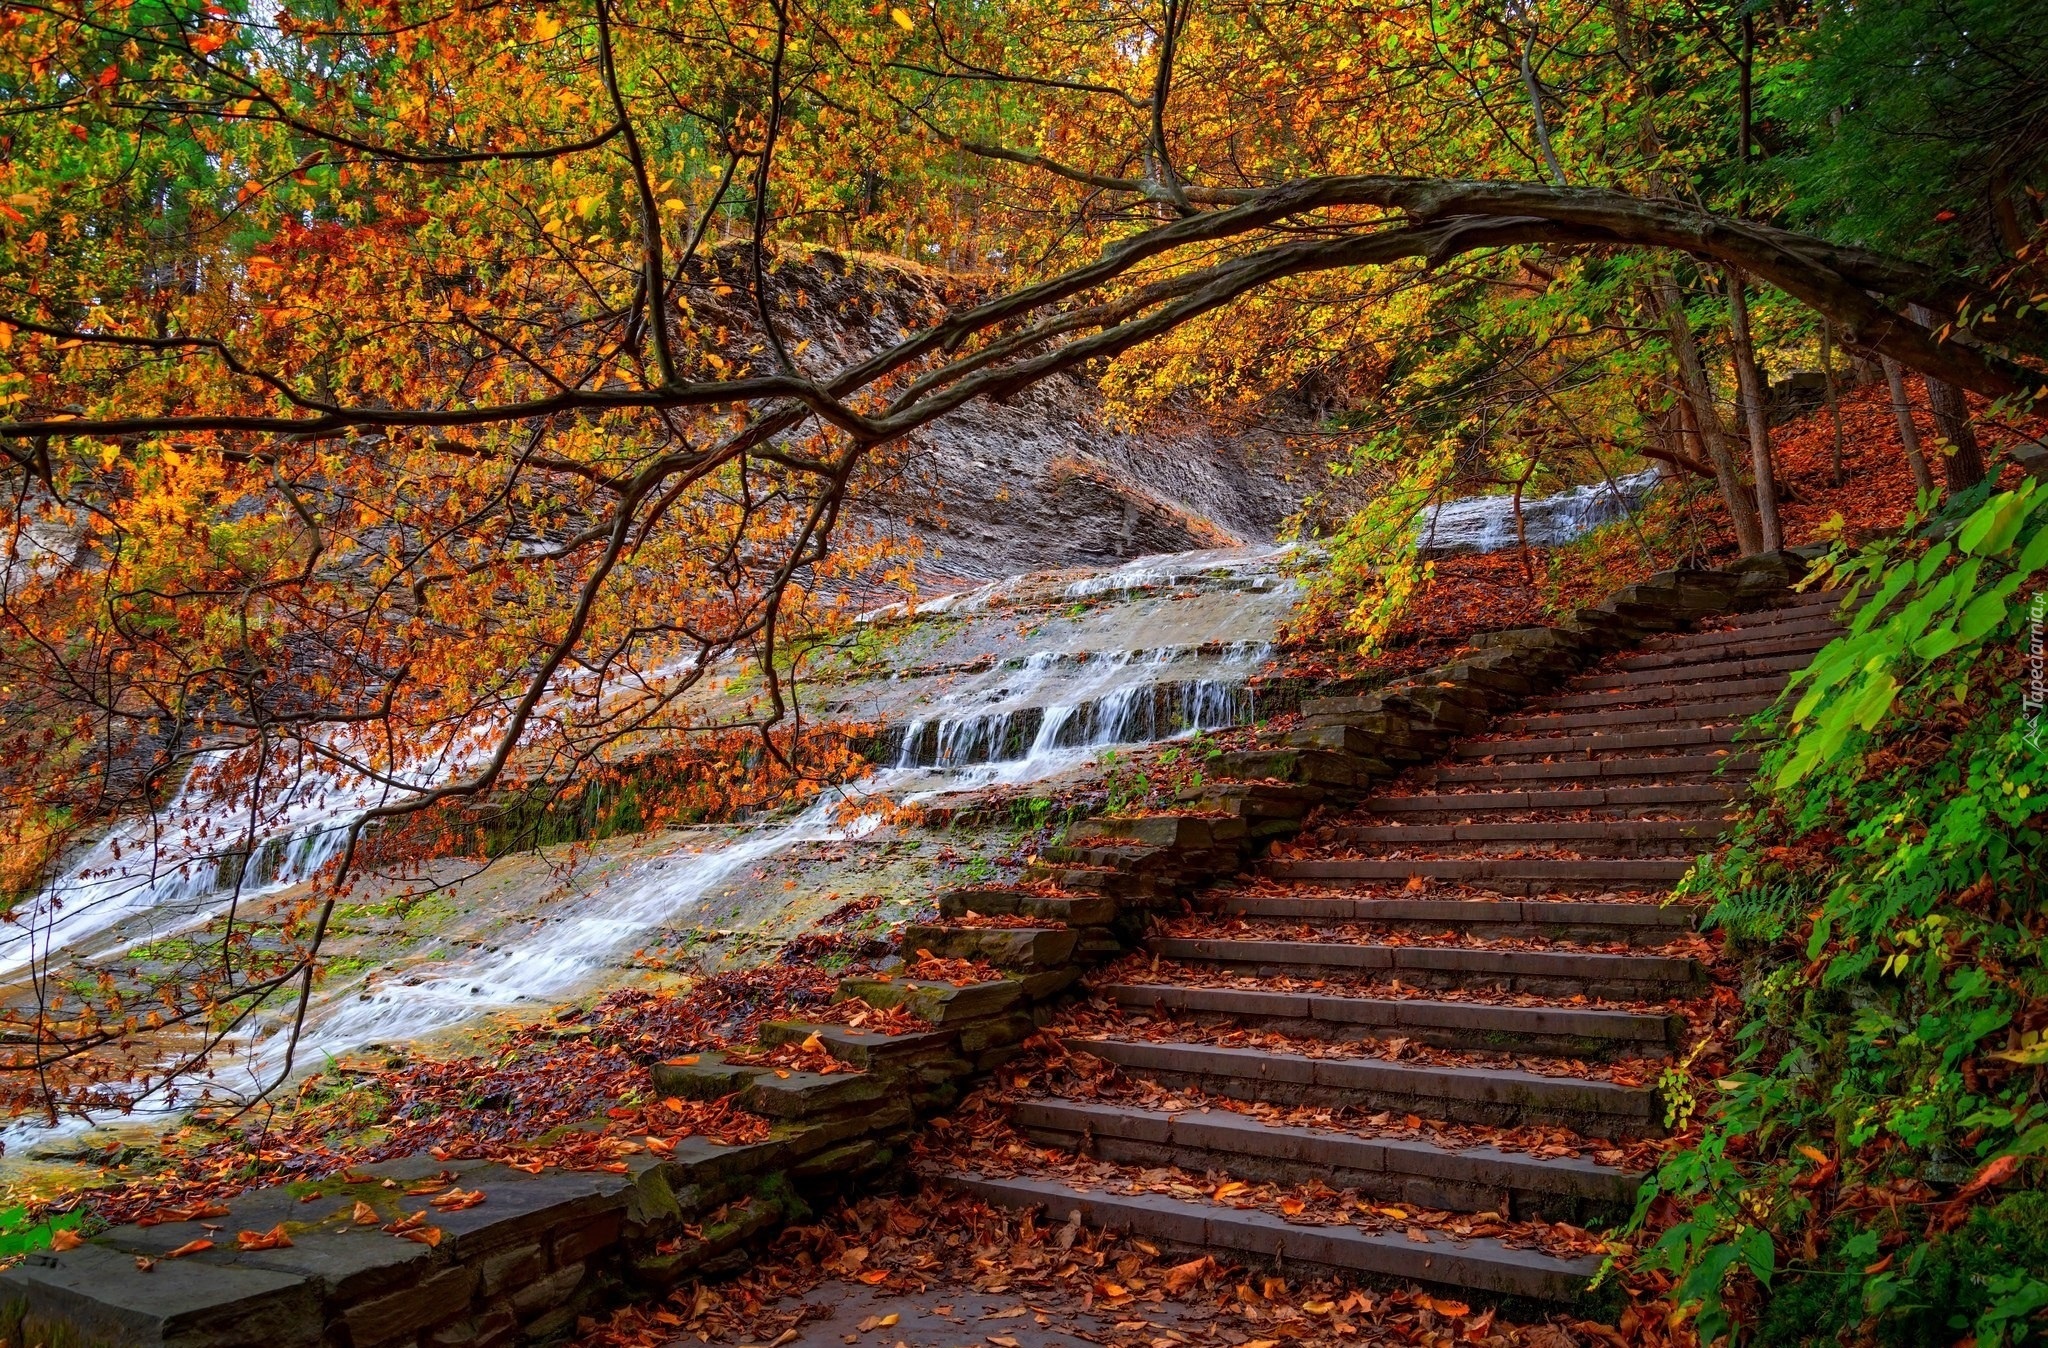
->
[[857, 1269, 889, 1284], [236, 1224, 292, 1252], [1957, 1153, 2022, 1201], [400, 1226, 444, 1247], [352, 1201, 378, 1226], [50, 1228, 83, 1252], [164, 1239, 214, 1259]]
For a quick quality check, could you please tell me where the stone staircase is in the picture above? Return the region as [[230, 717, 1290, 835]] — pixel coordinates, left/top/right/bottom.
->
[[935, 590, 1843, 1310]]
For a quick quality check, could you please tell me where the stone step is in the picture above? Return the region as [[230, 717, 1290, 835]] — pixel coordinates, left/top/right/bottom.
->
[[1452, 725, 1745, 761], [1209, 895, 1698, 946], [1723, 594, 1846, 624], [1069, 1037, 1664, 1136], [1011, 1100, 1641, 1223], [1266, 856, 1693, 896], [1329, 817, 1722, 857], [1422, 752, 1756, 785], [942, 1171, 1603, 1302], [1101, 982, 1686, 1057], [939, 887, 1117, 926], [1496, 694, 1777, 735], [1365, 783, 1736, 815], [1538, 674, 1789, 712], [1561, 651, 1813, 691], [1630, 618, 1838, 661], [1143, 938, 1701, 998]]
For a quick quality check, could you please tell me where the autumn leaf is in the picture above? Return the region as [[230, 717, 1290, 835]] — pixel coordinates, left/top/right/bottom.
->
[[1955, 1152, 2022, 1201], [889, 7, 915, 30], [352, 1202, 378, 1226], [236, 1224, 293, 1251], [164, 1238, 214, 1258], [49, 1227, 84, 1252]]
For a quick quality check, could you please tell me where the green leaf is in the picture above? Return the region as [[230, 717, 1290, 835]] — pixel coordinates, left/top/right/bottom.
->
[[1956, 586, 2012, 642], [1912, 624, 1964, 661], [1849, 674, 1900, 730], [1957, 489, 2029, 556], [1738, 1224, 1777, 1288]]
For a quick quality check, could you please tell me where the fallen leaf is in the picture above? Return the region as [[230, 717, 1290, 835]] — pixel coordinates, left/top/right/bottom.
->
[[164, 1239, 214, 1259], [1956, 1153, 2021, 1201], [50, 1228, 83, 1252], [399, 1226, 444, 1247], [352, 1201, 378, 1226], [236, 1224, 293, 1252]]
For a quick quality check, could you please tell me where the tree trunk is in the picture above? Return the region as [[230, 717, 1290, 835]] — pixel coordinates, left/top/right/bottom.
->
[[1909, 304, 1989, 491], [1724, 267, 1782, 551], [1821, 321, 1846, 486], [1656, 274, 1764, 554], [1880, 355, 1936, 496]]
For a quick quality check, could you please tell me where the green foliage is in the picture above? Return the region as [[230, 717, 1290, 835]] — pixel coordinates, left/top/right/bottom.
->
[[1764, 0, 2048, 272], [0, 1204, 83, 1257], [1639, 482, 2048, 1345]]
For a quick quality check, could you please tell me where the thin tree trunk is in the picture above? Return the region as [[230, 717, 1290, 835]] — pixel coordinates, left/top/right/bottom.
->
[[1520, 36, 1567, 186], [1908, 305, 1989, 491], [1656, 274, 1763, 554], [1821, 321, 1846, 486], [1724, 267, 1782, 551], [1880, 355, 1937, 497]]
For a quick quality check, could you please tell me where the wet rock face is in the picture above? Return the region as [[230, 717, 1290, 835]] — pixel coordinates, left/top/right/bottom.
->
[[683, 245, 1323, 582], [866, 392, 1316, 582]]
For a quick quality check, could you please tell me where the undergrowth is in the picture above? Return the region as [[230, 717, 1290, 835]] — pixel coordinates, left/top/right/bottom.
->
[[1632, 479, 2048, 1344]]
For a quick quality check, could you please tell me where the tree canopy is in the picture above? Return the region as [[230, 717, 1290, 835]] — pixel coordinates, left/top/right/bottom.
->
[[0, 0, 2043, 1107]]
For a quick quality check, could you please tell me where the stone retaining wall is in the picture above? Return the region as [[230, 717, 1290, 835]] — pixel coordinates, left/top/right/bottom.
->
[[0, 553, 1816, 1346]]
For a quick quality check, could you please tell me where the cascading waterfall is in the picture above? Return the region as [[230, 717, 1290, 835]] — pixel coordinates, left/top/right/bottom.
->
[[1418, 466, 1665, 556], [6, 544, 1298, 1128]]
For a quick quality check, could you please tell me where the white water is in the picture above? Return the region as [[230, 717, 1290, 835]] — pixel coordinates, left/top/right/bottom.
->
[[0, 729, 498, 983], [8, 546, 1295, 1130], [1419, 467, 1664, 555]]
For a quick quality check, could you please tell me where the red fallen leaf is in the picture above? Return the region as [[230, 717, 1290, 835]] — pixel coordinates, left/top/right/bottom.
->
[[164, 1239, 214, 1259], [1956, 1152, 2021, 1201], [857, 1269, 889, 1284], [1864, 1253, 1895, 1274], [50, 1228, 83, 1252], [507, 1160, 545, 1174], [429, 1189, 485, 1212], [133, 1256, 155, 1272], [236, 1224, 293, 1251], [645, 1136, 676, 1157], [400, 1226, 444, 1246]]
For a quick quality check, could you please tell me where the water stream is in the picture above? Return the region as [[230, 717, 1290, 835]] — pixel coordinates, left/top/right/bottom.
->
[[6, 545, 1297, 1133]]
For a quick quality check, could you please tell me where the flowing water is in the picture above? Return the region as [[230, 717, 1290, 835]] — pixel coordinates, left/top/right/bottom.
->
[[1418, 466, 1664, 556], [7, 545, 1299, 1132]]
